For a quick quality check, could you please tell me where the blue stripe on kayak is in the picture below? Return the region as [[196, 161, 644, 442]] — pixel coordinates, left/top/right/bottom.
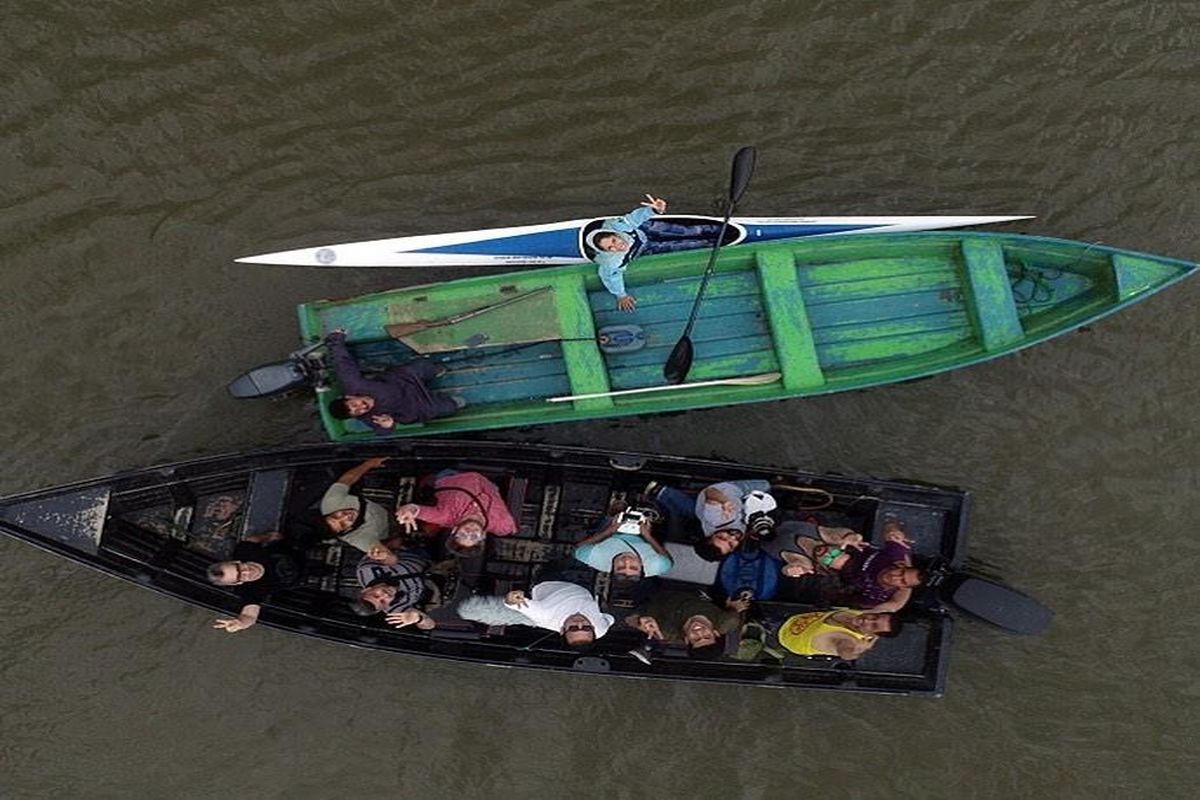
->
[[410, 222, 889, 258], [743, 223, 889, 240], [414, 228, 583, 257]]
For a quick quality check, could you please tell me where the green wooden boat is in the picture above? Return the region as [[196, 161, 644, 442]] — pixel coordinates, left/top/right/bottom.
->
[[279, 232, 1195, 441]]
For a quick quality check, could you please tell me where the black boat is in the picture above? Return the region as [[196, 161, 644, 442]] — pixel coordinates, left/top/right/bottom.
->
[[0, 440, 1050, 697]]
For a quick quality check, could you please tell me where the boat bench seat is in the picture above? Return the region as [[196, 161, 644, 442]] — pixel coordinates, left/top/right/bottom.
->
[[960, 239, 1025, 351], [755, 250, 826, 390], [240, 469, 292, 537], [550, 275, 614, 412]]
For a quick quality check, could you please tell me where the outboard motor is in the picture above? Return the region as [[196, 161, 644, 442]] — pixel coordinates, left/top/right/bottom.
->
[[926, 558, 1054, 636], [226, 339, 327, 399]]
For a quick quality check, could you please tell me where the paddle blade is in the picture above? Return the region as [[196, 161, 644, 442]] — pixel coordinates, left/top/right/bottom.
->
[[729, 146, 757, 204], [663, 337, 694, 384]]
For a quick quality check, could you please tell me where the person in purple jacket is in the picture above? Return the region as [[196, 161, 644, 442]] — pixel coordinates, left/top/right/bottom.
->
[[325, 329, 465, 432], [789, 519, 924, 613]]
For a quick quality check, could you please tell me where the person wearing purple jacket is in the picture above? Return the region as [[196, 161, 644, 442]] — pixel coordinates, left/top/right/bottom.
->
[[325, 329, 464, 432], [789, 519, 924, 613]]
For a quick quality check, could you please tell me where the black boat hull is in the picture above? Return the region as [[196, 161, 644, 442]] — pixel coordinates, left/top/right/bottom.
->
[[0, 440, 1016, 696]]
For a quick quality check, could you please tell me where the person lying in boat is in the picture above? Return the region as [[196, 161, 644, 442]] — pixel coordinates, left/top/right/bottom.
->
[[625, 587, 750, 658], [319, 456, 394, 553], [588, 195, 723, 312], [325, 328, 465, 432], [352, 544, 440, 631], [456, 580, 614, 649], [645, 478, 777, 562], [394, 469, 518, 557], [737, 608, 900, 662], [572, 506, 672, 581], [207, 531, 305, 633], [785, 518, 924, 613]]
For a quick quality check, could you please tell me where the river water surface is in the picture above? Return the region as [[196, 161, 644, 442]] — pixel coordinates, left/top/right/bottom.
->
[[2, 1, 1200, 798]]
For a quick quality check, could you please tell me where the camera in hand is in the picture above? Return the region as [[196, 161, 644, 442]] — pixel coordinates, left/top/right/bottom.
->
[[745, 509, 776, 540], [742, 490, 778, 541], [616, 508, 649, 536]]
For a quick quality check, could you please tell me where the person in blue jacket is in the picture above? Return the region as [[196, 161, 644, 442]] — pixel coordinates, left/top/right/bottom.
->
[[586, 195, 722, 312]]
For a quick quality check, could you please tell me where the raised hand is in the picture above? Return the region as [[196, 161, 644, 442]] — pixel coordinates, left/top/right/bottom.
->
[[212, 616, 250, 633], [641, 194, 667, 213], [385, 609, 423, 628], [635, 616, 664, 640], [394, 503, 420, 532]]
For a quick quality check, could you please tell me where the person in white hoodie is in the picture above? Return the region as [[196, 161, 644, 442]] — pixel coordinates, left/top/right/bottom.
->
[[455, 580, 614, 649]]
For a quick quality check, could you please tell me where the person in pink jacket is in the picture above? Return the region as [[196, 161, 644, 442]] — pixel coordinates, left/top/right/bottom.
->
[[394, 470, 519, 556]]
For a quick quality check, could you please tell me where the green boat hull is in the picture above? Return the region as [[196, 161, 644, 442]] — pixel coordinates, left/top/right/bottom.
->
[[296, 232, 1196, 441]]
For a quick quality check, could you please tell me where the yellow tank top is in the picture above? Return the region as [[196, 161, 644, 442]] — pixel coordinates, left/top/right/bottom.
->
[[777, 609, 873, 655]]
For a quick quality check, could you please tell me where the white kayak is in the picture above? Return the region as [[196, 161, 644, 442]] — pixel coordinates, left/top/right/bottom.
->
[[234, 213, 1033, 268]]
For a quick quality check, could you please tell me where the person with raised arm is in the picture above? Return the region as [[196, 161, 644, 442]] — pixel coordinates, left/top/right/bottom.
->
[[572, 507, 673, 580], [587, 195, 724, 312], [625, 587, 749, 659], [349, 544, 431, 626], [318, 456, 395, 553], [393, 470, 518, 557], [207, 530, 303, 633], [325, 328, 464, 432]]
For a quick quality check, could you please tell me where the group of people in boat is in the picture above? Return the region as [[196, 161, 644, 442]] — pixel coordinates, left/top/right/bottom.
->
[[316, 195, 721, 435], [206, 458, 924, 663]]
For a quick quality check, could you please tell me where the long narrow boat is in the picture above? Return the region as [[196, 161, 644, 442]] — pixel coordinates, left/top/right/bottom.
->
[[234, 213, 1032, 267], [0, 440, 1022, 696], [264, 232, 1196, 441]]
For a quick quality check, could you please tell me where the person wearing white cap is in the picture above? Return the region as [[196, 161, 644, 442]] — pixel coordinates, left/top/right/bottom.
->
[[456, 581, 614, 649]]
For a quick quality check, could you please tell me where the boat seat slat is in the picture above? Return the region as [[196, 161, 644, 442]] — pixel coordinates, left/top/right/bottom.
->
[[960, 240, 1025, 351], [241, 469, 292, 537], [755, 250, 826, 390], [552, 275, 613, 411]]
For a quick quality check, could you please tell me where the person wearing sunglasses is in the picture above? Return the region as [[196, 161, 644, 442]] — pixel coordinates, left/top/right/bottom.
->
[[456, 580, 614, 649], [207, 530, 305, 633]]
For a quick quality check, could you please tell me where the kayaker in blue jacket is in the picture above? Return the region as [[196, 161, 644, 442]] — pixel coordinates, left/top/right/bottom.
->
[[587, 195, 723, 312]]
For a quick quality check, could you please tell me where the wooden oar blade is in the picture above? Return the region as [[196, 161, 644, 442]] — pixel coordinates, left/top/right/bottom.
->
[[729, 146, 757, 204], [662, 337, 694, 384]]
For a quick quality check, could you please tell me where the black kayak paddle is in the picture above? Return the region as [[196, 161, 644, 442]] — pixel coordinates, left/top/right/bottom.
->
[[663, 145, 757, 384]]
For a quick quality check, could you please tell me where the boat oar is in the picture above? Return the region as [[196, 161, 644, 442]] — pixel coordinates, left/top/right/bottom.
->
[[385, 286, 552, 339], [547, 371, 780, 403], [663, 146, 757, 384]]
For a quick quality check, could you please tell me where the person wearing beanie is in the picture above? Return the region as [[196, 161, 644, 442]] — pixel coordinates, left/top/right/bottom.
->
[[319, 457, 393, 552]]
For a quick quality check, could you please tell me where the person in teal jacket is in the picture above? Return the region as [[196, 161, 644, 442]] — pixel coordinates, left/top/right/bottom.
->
[[572, 508, 673, 579], [586, 195, 722, 312]]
